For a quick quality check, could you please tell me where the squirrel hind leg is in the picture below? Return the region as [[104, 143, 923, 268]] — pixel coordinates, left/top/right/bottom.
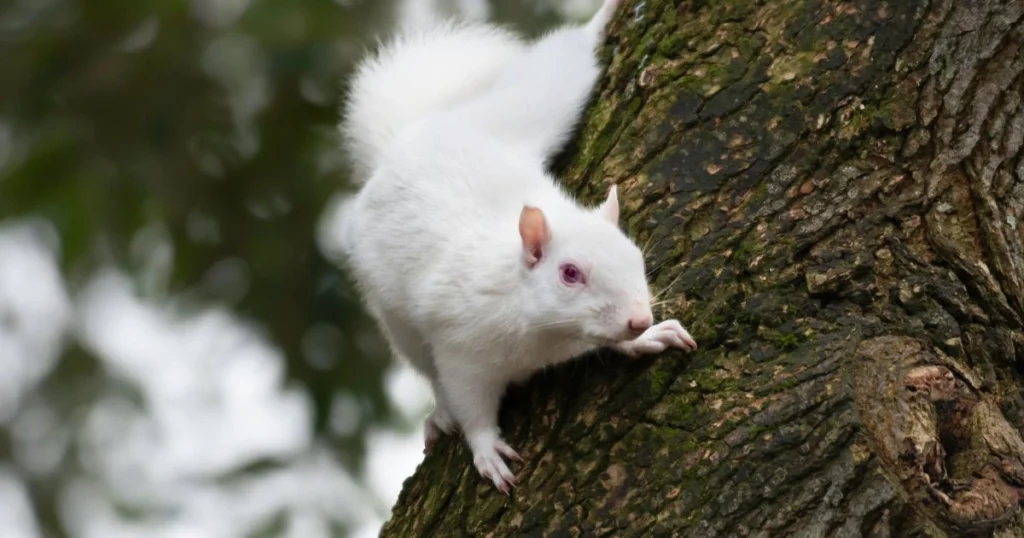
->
[[423, 405, 455, 454]]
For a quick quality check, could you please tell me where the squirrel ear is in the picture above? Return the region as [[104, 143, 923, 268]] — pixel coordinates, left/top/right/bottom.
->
[[597, 184, 619, 224], [519, 206, 551, 268]]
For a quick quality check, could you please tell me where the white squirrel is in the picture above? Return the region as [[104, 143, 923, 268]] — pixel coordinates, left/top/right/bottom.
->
[[336, 0, 696, 493]]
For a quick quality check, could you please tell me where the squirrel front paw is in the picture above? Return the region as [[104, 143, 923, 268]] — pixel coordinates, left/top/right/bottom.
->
[[468, 430, 523, 494], [615, 319, 697, 358]]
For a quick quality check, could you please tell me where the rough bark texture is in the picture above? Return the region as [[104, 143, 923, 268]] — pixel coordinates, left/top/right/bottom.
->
[[381, 0, 1024, 536]]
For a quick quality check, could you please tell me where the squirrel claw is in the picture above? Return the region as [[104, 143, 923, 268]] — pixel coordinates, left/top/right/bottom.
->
[[423, 407, 456, 454], [423, 419, 441, 454], [424, 425, 439, 454], [494, 439, 524, 462], [497, 477, 513, 496], [615, 319, 697, 357], [646, 319, 697, 353], [472, 435, 520, 493]]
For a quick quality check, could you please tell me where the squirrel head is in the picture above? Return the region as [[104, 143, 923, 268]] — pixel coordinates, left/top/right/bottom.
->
[[518, 185, 654, 344]]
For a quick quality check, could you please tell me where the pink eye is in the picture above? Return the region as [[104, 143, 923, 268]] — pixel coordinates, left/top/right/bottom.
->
[[559, 263, 585, 286]]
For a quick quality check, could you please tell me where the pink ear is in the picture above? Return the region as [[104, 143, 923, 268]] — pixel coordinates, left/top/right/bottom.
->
[[597, 185, 619, 223], [519, 206, 551, 268]]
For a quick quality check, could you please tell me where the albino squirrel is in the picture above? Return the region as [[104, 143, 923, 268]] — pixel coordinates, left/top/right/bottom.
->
[[336, 0, 696, 493]]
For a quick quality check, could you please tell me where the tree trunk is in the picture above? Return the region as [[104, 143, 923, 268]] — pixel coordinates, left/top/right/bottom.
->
[[380, 0, 1024, 535]]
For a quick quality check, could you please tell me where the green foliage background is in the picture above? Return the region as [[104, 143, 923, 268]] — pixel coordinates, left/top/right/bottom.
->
[[0, 0, 574, 535]]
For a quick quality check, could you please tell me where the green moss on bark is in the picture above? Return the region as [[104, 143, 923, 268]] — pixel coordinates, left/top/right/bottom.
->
[[382, 0, 1024, 536]]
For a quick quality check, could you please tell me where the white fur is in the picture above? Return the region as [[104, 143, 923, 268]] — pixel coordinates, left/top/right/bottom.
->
[[340, 18, 524, 182], [336, 0, 696, 493]]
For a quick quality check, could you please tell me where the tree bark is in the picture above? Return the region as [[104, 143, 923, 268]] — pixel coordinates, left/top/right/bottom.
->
[[381, 0, 1024, 536]]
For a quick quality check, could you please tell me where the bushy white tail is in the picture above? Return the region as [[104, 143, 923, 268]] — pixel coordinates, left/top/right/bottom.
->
[[340, 19, 524, 183]]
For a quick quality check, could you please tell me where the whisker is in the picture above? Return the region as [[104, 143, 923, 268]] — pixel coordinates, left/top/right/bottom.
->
[[533, 320, 582, 330], [646, 258, 669, 278], [641, 234, 655, 258], [655, 276, 679, 301], [650, 299, 673, 309], [651, 271, 684, 301]]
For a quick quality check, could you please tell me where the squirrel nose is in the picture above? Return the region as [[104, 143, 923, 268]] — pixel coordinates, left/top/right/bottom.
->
[[627, 314, 653, 335]]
